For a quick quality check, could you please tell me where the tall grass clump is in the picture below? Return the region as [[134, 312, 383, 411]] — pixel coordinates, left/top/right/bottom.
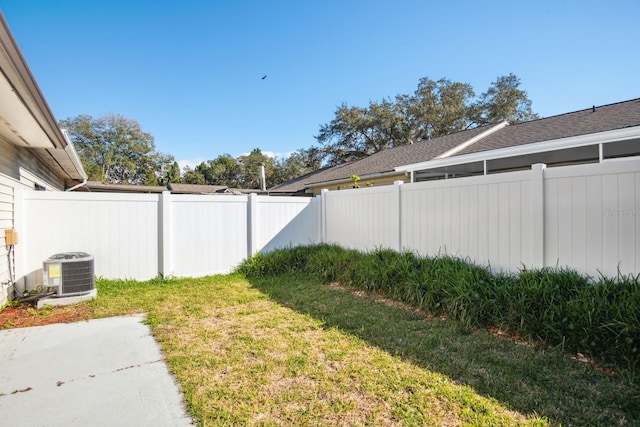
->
[[566, 273, 639, 368], [410, 255, 498, 326], [497, 267, 591, 340], [494, 268, 639, 369], [235, 244, 319, 276], [236, 244, 640, 371], [306, 244, 363, 283]]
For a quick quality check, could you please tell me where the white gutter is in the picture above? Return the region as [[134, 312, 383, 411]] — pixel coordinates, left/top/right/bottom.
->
[[434, 121, 509, 159], [395, 125, 640, 173], [62, 129, 89, 191], [65, 175, 87, 192]]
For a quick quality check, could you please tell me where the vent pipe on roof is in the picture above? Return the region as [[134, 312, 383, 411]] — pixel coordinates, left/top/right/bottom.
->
[[258, 163, 266, 191], [592, 105, 596, 113]]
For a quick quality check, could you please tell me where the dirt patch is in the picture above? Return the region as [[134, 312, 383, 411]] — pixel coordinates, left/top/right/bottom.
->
[[0, 303, 93, 329]]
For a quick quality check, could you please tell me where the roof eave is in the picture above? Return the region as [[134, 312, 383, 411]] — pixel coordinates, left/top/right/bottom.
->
[[0, 12, 87, 181], [0, 12, 68, 150], [303, 170, 403, 189]]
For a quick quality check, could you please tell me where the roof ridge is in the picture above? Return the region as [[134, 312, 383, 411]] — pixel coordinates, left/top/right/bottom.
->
[[510, 97, 640, 126]]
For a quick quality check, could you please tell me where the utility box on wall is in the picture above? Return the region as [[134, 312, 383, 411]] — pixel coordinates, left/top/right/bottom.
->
[[4, 229, 18, 246]]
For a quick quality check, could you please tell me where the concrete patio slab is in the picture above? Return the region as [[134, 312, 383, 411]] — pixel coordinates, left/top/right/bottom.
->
[[0, 314, 193, 426]]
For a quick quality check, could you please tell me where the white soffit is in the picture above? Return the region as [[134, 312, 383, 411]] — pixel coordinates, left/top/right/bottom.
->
[[0, 71, 55, 148]]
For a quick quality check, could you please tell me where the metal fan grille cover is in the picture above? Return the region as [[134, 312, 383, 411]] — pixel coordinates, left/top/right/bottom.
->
[[60, 260, 95, 295]]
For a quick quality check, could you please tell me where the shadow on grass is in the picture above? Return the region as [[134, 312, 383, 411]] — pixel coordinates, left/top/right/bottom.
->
[[247, 274, 639, 426]]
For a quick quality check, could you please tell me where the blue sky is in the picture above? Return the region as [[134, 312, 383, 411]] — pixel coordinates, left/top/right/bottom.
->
[[2, 1, 639, 170]]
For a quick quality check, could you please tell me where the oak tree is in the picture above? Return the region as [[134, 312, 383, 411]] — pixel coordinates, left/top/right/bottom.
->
[[316, 74, 537, 165], [59, 113, 174, 185]]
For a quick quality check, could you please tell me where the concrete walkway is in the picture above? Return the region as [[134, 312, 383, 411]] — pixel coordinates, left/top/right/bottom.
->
[[0, 314, 193, 426]]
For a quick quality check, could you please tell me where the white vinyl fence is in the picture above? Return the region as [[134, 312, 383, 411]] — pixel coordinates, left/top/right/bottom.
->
[[14, 157, 640, 290], [324, 158, 640, 278], [15, 192, 319, 290]]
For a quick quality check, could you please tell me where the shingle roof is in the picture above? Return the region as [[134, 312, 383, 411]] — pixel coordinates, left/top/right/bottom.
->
[[456, 98, 640, 156], [270, 125, 491, 192], [82, 181, 167, 193], [168, 183, 229, 194], [271, 98, 640, 193]]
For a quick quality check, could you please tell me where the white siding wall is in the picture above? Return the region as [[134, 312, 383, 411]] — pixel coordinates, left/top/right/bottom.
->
[[1, 138, 65, 305], [0, 178, 13, 303]]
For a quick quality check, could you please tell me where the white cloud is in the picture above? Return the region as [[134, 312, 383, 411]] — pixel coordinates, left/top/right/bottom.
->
[[238, 151, 293, 159], [179, 151, 295, 173]]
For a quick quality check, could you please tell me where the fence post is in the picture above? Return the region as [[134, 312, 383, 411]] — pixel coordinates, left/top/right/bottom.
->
[[159, 191, 172, 277], [530, 164, 546, 268], [394, 180, 404, 252], [320, 189, 328, 244], [247, 193, 258, 256]]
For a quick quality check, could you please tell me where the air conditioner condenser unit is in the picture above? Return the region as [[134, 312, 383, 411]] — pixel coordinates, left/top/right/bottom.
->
[[43, 252, 95, 297]]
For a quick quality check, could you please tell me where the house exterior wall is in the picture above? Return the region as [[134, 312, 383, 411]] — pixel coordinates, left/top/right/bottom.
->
[[0, 137, 65, 305]]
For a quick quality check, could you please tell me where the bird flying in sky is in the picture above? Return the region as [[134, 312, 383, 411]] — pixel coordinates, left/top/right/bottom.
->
[[261, 75, 267, 80]]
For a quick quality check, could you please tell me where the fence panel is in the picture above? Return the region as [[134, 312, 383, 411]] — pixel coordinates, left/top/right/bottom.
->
[[544, 159, 640, 278], [325, 185, 399, 251], [169, 194, 249, 277], [20, 192, 160, 287], [17, 191, 322, 287], [256, 196, 320, 253], [15, 157, 640, 289], [400, 170, 534, 272]]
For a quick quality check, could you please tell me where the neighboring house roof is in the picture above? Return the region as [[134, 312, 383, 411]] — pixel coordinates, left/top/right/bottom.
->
[[396, 98, 640, 177], [270, 124, 493, 193], [80, 181, 168, 193], [0, 12, 86, 184], [456, 98, 640, 156], [79, 182, 272, 195], [273, 98, 640, 193], [167, 183, 229, 194]]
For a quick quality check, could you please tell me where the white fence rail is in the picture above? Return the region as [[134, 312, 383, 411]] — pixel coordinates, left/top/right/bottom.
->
[[14, 157, 640, 290], [15, 192, 319, 289]]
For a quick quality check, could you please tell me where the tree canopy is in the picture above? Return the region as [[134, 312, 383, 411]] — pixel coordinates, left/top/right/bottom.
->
[[180, 147, 324, 190], [316, 73, 538, 165], [59, 113, 175, 185], [61, 74, 538, 189]]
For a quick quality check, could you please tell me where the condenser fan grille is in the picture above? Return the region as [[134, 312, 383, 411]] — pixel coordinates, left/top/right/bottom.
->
[[60, 260, 95, 295]]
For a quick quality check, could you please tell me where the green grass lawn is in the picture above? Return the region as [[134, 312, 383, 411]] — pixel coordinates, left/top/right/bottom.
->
[[87, 274, 638, 426]]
